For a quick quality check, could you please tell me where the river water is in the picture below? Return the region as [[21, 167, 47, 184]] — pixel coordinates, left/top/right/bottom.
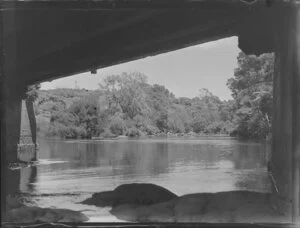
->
[[18, 137, 272, 222]]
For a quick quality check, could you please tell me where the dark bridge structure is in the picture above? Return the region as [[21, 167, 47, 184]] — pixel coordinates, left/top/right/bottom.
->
[[1, 0, 300, 223]]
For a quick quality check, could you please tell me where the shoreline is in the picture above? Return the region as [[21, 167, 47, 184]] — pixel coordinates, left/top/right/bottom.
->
[[39, 134, 239, 142]]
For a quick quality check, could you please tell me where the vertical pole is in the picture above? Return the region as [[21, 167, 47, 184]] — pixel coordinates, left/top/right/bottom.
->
[[272, 4, 300, 222], [272, 33, 293, 221], [4, 90, 23, 163], [1, 3, 25, 216], [1, 7, 5, 218], [25, 100, 37, 146], [26, 100, 38, 161], [272, 4, 300, 223], [293, 5, 300, 221]]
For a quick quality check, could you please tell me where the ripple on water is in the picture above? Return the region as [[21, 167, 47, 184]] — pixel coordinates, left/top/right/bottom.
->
[[37, 159, 69, 165]]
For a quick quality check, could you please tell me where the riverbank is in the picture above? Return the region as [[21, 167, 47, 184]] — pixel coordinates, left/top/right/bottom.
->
[[41, 133, 235, 142]]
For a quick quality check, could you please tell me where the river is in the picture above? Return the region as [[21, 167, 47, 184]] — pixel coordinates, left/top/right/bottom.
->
[[17, 137, 272, 222]]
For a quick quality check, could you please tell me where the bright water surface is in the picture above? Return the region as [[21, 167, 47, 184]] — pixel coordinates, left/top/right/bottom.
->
[[19, 137, 272, 222]]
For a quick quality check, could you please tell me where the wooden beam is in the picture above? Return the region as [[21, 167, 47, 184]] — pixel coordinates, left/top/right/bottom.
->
[[3, 9, 164, 65], [293, 4, 300, 220], [0, 0, 259, 11], [271, 3, 300, 222], [14, 8, 240, 84]]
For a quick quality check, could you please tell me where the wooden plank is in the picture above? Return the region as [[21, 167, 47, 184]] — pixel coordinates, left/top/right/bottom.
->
[[0, 0, 249, 11], [272, 3, 300, 222], [293, 4, 300, 219]]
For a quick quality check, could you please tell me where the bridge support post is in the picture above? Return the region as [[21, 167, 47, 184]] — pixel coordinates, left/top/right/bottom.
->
[[18, 100, 38, 162], [1, 5, 40, 216], [25, 100, 37, 147], [271, 5, 300, 222], [1, 83, 24, 215], [2, 86, 23, 164]]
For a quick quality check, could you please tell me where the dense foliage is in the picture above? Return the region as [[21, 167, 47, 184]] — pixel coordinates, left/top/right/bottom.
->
[[35, 52, 274, 140], [227, 52, 274, 139], [24, 84, 41, 102]]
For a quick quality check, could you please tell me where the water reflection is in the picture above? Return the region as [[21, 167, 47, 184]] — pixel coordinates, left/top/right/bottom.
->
[[232, 142, 269, 169], [20, 166, 37, 193], [7, 137, 272, 222], [7, 166, 37, 195], [29, 138, 271, 197], [6, 169, 20, 195]]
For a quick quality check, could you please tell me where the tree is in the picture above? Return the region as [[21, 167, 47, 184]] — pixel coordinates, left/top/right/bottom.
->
[[227, 52, 274, 139], [100, 72, 151, 119], [187, 89, 223, 133], [68, 93, 100, 138], [24, 84, 41, 102], [167, 104, 192, 133], [39, 70, 257, 138], [148, 84, 174, 133]]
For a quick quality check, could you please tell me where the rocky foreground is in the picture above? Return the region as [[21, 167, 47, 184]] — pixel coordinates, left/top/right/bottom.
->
[[80, 183, 292, 223], [3, 195, 89, 223], [109, 191, 291, 223], [3, 183, 293, 224]]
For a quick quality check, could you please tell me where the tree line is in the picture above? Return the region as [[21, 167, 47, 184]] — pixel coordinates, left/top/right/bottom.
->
[[34, 52, 274, 140]]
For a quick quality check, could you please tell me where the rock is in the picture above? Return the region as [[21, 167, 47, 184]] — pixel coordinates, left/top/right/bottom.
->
[[4, 206, 89, 223], [203, 191, 267, 212], [137, 199, 177, 222], [268, 193, 292, 216], [233, 203, 286, 223], [197, 210, 234, 223], [49, 208, 89, 222], [110, 204, 139, 221], [113, 183, 178, 206], [107, 190, 291, 223], [110, 199, 177, 222], [81, 190, 115, 207], [174, 193, 209, 218], [81, 183, 178, 208], [145, 206, 174, 222], [6, 195, 25, 210]]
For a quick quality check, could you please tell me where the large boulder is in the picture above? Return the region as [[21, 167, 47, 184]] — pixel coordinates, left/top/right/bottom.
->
[[4, 195, 89, 223], [4, 206, 89, 223], [81, 183, 178, 207], [107, 191, 291, 223], [110, 199, 178, 222]]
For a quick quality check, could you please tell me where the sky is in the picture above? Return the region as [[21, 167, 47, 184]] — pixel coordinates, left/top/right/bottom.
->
[[41, 36, 240, 101]]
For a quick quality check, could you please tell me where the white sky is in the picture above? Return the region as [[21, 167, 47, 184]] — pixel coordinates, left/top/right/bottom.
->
[[41, 36, 240, 101]]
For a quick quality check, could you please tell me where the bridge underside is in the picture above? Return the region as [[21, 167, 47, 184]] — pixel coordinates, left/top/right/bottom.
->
[[1, 0, 299, 221], [2, 0, 278, 85]]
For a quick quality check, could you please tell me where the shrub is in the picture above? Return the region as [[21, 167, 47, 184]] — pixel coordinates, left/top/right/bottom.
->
[[73, 126, 87, 138], [204, 121, 224, 134], [126, 127, 141, 137], [140, 124, 158, 135], [191, 119, 208, 133], [46, 122, 87, 139], [109, 116, 125, 135], [101, 128, 115, 138]]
